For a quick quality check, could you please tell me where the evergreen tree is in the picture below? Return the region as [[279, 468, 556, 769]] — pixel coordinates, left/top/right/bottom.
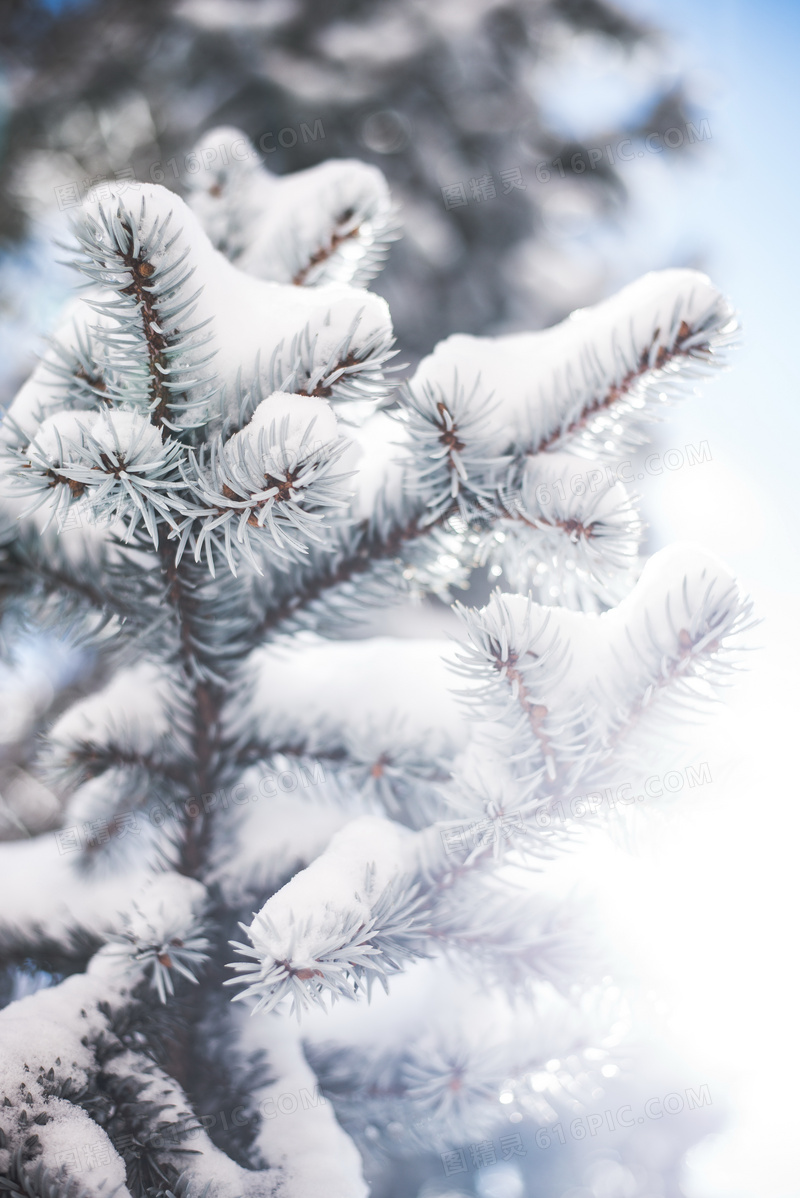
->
[[0, 150, 749, 1198]]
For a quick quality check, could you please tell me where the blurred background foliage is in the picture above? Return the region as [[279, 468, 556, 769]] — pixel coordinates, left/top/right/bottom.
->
[[0, 0, 706, 385]]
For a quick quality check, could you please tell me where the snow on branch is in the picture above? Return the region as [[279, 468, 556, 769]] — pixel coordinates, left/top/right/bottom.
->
[[583, 543, 757, 765], [204, 764, 361, 908], [394, 367, 509, 524], [406, 269, 737, 465], [285, 270, 733, 620], [234, 1010, 369, 1198], [225, 811, 590, 1017], [225, 544, 754, 1017], [426, 878, 599, 993], [44, 662, 188, 793], [0, 182, 397, 562], [187, 127, 400, 290], [228, 634, 467, 827], [0, 835, 151, 962], [69, 190, 217, 434], [227, 634, 467, 828], [226, 817, 430, 1017], [452, 594, 586, 789], [172, 394, 352, 576], [0, 872, 319, 1193], [242, 411, 480, 640], [452, 543, 755, 799], [0, 910, 267, 1198], [14, 410, 188, 543]]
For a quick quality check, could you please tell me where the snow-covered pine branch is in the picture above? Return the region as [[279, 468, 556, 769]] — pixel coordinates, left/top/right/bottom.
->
[[227, 636, 466, 830], [452, 544, 754, 796], [0, 151, 752, 1198], [222, 550, 751, 1016], [1, 181, 395, 577], [238, 268, 739, 637], [186, 127, 400, 290], [406, 268, 737, 464]]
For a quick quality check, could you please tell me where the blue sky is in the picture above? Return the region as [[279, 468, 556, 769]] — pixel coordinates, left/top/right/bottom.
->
[[628, 0, 800, 588]]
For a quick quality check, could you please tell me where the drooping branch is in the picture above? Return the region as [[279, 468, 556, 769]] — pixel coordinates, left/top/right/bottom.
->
[[407, 269, 737, 464], [530, 317, 698, 455], [292, 212, 361, 286]]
